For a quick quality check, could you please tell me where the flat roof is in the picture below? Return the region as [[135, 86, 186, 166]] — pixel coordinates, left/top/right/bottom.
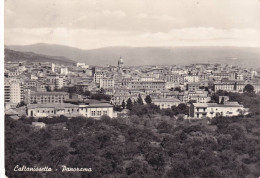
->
[[193, 102, 243, 108], [27, 103, 78, 109], [153, 98, 181, 102], [31, 92, 69, 96], [88, 103, 113, 108]]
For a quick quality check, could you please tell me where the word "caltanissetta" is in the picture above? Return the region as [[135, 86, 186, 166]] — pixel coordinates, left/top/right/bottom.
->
[[14, 165, 52, 172]]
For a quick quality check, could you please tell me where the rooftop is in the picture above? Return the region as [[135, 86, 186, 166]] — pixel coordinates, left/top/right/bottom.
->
[[193, 102, 243, 108], [153, 98, 181, 102], [27, 103, 79, 109], [31, 92, 69, 96]]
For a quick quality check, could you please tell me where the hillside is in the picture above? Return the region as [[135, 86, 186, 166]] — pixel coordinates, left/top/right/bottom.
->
[[7, 43, 260, 68], [4, 48, 75, 65]]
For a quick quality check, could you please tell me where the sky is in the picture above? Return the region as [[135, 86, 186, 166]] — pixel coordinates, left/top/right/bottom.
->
[[4, 0, 260, 49]]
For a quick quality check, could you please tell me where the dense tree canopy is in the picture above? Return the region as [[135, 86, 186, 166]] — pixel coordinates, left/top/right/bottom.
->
[[5, 113, 260, 177], [144, 95, 152, 104], [243, 84, 254, 94]]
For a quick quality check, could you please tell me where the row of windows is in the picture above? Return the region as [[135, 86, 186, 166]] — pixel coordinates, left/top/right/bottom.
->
[[36, 108, 79, 113], [31, 96, 66, 99], [91, 110, 107, 116]]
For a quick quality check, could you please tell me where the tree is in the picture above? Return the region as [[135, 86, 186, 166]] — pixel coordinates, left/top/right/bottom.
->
[[99, 88, 105, 94], [144, 95, 152, 104], [122, 100, 126, 109], [174, 87, 182, 92], [45, 85, 52, 92], [126, 98, 133, 110], [243, 84, 254, 94], [84, 90, 91, 96], [48, 146, 69, 167], [220, 97, 225, 104], [171, 103, 189, 115], [17, 101, 25, 108], [137, 94, 144, 105]]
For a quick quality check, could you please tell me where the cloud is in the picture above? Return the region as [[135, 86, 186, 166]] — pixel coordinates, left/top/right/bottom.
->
[[5, 27, 260, 48], [4, 0, 260, 48]]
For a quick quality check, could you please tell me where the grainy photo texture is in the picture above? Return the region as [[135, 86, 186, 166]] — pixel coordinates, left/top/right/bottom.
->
[[4, 0, 260, 177]]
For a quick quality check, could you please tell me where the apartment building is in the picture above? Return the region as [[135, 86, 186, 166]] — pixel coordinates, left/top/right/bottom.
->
[[100, 78, 114, 89], [27, 102, 114, 118], [190, 102, 244, 118], [130, 80, 166, 91], [152, 98, 181, 109], [94, 71, 106, 83], [5, 79, 24, 104], [30, 92, 69, 104]]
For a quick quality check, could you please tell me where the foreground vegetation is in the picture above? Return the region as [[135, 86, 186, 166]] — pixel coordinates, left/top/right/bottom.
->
[[5, 112, 260, 178]]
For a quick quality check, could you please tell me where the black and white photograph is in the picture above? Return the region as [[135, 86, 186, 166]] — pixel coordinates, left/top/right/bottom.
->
[[3, 0, 260, 177]]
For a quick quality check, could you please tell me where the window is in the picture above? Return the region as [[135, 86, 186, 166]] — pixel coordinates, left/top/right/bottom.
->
[[91, 111, 95, 116], [103, 111, 107, 115]]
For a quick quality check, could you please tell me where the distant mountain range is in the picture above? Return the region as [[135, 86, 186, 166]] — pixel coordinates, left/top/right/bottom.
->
[[4, 48, 75, 65], [6, 43, 260, 68]]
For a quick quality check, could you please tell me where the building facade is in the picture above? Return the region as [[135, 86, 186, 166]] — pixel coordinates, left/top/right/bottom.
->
[[30, 92, 69, 104], [190, 102, 244, 118]]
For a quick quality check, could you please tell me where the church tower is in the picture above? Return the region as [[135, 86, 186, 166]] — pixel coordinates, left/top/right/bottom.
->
[[118, 57, 124, 71]]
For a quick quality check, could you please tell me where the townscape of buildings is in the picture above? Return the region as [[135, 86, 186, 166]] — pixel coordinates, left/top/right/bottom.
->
[[4, 57, 260, 119]]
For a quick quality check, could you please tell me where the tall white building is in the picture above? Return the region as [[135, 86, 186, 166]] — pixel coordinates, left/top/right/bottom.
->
[[60, 67, 68, 75], [94, 71, 105, 84], [5, 79, 23, 104], [51, 63, 55, 72], [55, 76, 66, 89]]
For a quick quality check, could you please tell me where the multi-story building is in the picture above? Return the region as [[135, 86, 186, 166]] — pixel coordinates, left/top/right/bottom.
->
[[188, 91, 211, 103], [24, 79, 38, 89], [214, 81, 247, 93], [79, 103, 114, 118], [122, 78, 132, 87], [55, 76, 66, 89], [94, 71, 106, 84], [4, 69, 21, 78], [252, 83, 260, 93], [165, 74, 179, 83], [190, 102, 245, 118], [212, 72, 236, 80], [60, 67, 68, 75], [27, 103, 79, 117], [100, 78, 114, 89], [184, 75, 199, 83], [27, 102, 115, 118], [130, 80, 166, 91], [46, 74, 66, 89], [186, 82, 200, 91], [152, 98, 181, 109], [30, 92, 69, 104], [5, 79, 24, 104]]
